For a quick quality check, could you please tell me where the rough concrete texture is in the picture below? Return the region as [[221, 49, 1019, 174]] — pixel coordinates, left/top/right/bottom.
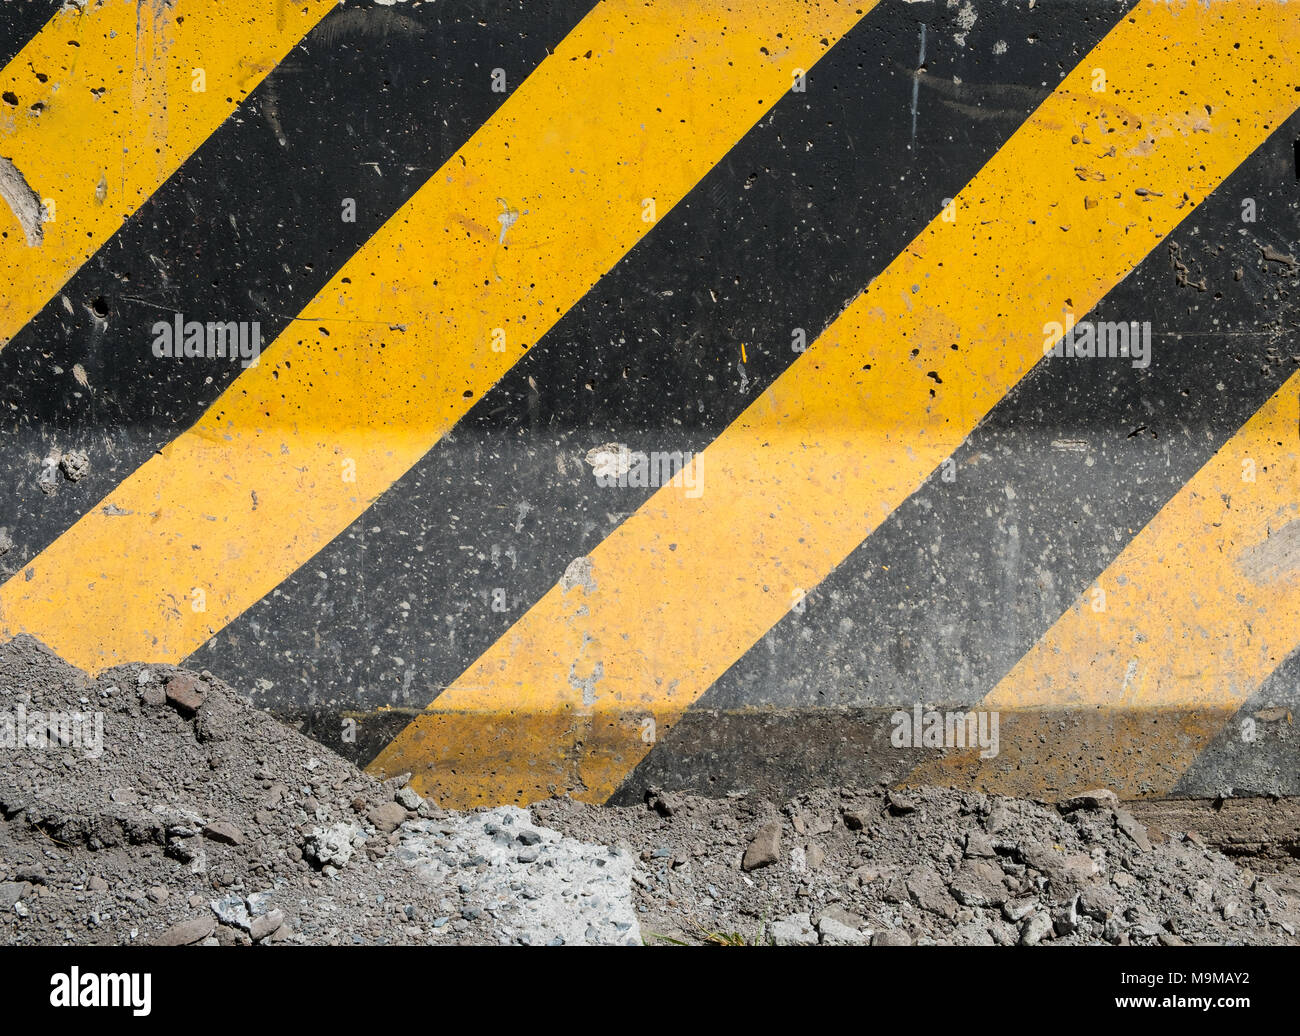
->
[[2, 635, 1298, 947]]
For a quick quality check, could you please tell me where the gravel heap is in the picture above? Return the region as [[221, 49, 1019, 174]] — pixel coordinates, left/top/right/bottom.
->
[[3, 633, 1297, 947], [536, 785, 1300, 946], [0, 635, 636, 946]]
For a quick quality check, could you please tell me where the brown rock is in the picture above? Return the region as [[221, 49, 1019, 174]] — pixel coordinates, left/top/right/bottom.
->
[[165, 673, 206, 715], [152, 917, 216, 946], [249, 909, 285, 942], [741, 821, 781, 871], [204, 820, 245, 846], [367, 801, 408, 834]]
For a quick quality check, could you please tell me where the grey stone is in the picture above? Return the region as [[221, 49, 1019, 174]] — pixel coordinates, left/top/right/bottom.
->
[[138, 683, 166, 707], [210, 894, 251, 931], [906, 866, 957, 918], [841, 810, 868, 831], [1078, 885, 1121, 921], [964, 830, 997, 858], [648, 790, 684, 817], [817, 915, 868, 946], [770, 912, 818, 946], [394, 785, 423, 811], [885, 789, 918, 816], [0, 882, 31, 910], [1002, 897, 1039, 922], [948, 860, 1008, 908], [1114, 809, 1153, 852], [303, 822, 363, 869], [871, 930, 913, 946], [246, 891, 274, 916], [1019, 911, 1054, 946], [1020, 843, 1097, 886]]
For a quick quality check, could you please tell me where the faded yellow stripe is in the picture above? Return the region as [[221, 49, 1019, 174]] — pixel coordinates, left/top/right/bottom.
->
[[369, 0, 1300, 807], [0, 0, 334, 348], [904, 372, 1300, 797], [0, 0, 873, 668]]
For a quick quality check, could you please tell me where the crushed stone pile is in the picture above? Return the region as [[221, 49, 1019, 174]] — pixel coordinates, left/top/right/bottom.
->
[[2, 634, 1297, 947], [0, 636, 636, 946], [536, 786, 1300, 946]]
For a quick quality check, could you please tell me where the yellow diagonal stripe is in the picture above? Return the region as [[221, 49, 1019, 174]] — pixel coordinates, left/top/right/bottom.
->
[[0, 0, 335, 349], [0, 0, 874, 669], [985, 375, 1300, 713], [905, 370, 1300, 797], [369, 0, 1300, 807]]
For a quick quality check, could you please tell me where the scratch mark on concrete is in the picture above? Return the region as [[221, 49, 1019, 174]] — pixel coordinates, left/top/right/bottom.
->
[[497, 198, 522, 244], [262, 80, 289, 148], [910, 23, 926, 143], [0, 155, 43, 246]]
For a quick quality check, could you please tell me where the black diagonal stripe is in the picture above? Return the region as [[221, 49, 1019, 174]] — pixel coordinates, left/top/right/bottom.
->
[[617, 107, 1300, 801], [0, 1, 62, 72], [191, 0, 1143, 763], [1173, 645, 1300, 798], [0, 0, 597, 577]]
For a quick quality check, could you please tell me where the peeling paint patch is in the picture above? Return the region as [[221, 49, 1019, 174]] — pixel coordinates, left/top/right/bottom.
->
[[585, 443, 633, 480], [568, 659, 604, 706], [560, 555, 596, 595], [0, 155, 43, 246], [1240, 520, 1300, 584]]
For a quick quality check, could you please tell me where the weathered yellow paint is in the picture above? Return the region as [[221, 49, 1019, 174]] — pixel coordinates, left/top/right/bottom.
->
[[905, 370, 1300, 797], [369, 0, 1300, 807], [0, 1, 874, 668], [985, 374, 1299, 713], [901, 707, 1242, 802], [0, 0, 335, 349]]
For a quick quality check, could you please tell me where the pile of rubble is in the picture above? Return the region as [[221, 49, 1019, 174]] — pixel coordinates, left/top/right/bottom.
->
[[3, 634, 1296, 947]]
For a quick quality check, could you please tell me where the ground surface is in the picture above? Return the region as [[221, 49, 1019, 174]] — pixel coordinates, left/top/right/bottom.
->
[[2, 635, 1297, 947]]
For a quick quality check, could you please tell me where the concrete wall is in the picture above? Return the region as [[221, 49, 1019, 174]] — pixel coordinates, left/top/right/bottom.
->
[[0, 0, 1296, 806]]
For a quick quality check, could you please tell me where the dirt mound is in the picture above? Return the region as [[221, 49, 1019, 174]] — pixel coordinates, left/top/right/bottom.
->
[[0, 635, 533, 945], [3, 634, 1298, 947]]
